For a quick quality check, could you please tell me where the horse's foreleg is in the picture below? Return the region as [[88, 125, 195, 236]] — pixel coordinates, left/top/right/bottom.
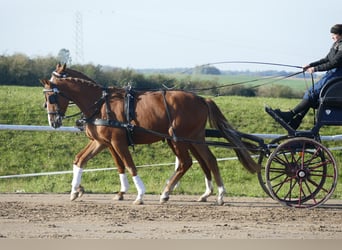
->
[[160, 155, 192, 204], [108, 144, 145, 205], [113, 173, 130, 201], [70, 164, 84, 201], [132, 175, 145, 204], [107, 151, 130, 201], [70, 140, 105, 201]]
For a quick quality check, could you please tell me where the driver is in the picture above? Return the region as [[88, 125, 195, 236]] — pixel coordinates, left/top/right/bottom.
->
[[270, 24, 342, 129]]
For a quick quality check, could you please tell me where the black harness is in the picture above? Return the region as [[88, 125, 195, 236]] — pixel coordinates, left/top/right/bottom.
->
[[72, 86, 176, 148], [88, 86, 137, 147]]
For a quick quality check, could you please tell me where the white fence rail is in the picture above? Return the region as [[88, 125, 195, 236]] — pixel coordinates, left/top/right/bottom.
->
[[1, 124, 342, 179], [2, 124, 342, 141]]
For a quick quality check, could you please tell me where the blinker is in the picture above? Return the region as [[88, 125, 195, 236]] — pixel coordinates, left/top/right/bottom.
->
[[48, 94, 58, 104]]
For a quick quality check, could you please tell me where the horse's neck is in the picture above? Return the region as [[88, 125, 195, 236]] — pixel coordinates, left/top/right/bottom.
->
[[59, 80, 103, 116]]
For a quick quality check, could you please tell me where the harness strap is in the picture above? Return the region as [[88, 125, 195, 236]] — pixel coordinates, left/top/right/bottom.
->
[[161, 90, 178, 141], [124, 86, 136, 123], [102, 88, 111, 118]]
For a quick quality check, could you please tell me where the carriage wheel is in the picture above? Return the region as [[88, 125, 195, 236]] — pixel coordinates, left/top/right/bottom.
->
[[257, 135, 291, 198], [265, 137, 338, 208]]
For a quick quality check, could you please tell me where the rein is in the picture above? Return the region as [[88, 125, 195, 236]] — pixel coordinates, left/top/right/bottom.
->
[[200, 60, 302, 69], [161, 61, 305, 94], [190, 70, 304, 92]]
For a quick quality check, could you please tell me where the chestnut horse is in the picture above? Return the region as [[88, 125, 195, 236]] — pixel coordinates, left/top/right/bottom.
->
[[41, 64, 260, 205]]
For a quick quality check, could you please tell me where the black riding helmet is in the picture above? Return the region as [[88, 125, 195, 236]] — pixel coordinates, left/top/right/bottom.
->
[[330, 24, 342, 35]]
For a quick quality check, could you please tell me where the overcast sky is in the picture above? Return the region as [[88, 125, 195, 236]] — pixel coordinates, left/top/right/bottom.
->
[[1, 0, 341, 70]]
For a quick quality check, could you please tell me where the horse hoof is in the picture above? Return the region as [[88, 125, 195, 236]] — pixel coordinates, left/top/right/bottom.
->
[[113, 193, 124, 201], [133, 199, 144, 205], [217, 199, 224, 206], [159, 197, 169, 204], [77, 185, 84, 198], [197, 196, 207, 202], [70, 186, 85, 201], [70, 193, 78, 201]]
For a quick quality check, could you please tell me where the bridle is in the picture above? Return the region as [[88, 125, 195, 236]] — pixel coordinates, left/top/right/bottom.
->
[[43, 70, 110, 129], [43, 84, 65, 117], [43, 71, 82, 120]]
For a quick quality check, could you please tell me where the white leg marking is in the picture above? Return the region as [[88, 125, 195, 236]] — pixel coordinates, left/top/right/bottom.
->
[[198, 178, 213, 202], [119, 173, 130, 192], [160, 191, 169, 200], [132, 175, 145, 204], [217, 186, 226, 205], [173, 157, 180, 189], [205, 178, 214, 195], [71, 164, 83, 193]]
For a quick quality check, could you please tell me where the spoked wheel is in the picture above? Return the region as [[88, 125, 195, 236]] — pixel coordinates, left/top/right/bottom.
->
[[265, 137, 338, 208], [257, 135, 291, 197]]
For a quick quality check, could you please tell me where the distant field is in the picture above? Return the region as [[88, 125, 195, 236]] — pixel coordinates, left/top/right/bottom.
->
[[0, 85, 341, 199]]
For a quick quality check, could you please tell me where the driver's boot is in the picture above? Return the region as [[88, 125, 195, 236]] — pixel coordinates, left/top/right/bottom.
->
[[272, 99, 311, 130]]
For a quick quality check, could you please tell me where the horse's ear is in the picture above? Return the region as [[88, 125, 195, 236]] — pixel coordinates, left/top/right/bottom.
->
[[62, 63, 67, 70]]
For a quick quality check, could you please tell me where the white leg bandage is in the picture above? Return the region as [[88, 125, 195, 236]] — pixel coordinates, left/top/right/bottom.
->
[[71, 164, 83, 193], [119, 173, 130, 193], [204, 178, 214, 195], [132, 175, 145, 200]]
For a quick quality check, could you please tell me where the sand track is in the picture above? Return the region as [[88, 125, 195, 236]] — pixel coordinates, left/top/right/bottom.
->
[[1, 193, 342, 239]]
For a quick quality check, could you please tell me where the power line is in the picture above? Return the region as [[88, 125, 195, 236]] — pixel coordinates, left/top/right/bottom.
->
[[74, 11, 84, 64]]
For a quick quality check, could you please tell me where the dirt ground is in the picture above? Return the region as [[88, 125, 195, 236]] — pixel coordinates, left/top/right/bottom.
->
[[0, 193, 342, 239]]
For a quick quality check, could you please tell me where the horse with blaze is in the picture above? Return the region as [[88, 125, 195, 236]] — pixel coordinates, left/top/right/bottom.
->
[[41, 63, 260, 205]]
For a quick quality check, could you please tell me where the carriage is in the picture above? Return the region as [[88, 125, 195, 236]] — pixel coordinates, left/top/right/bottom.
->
[[231, 76, 342, 208], [42, 64, 341, 209], [264, 76, 342, 208]]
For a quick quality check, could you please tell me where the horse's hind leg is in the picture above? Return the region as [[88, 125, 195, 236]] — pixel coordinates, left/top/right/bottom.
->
[[191, 144, 226, 205], [189, 146, 214, 202]]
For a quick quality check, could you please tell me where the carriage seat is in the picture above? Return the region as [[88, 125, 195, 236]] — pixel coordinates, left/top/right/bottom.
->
[[316, 76, 342, 125]]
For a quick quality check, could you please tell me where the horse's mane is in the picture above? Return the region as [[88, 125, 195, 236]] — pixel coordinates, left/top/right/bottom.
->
[[56, 68, 124, 93], [55, 76, 102, 88], [65, 68, 102, 86]]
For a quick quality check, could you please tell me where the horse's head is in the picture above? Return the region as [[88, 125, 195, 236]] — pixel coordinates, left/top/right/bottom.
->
[[40, 79, 69, 129]]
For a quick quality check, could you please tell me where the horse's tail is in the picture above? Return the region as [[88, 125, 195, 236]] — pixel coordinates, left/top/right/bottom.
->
[[205, 98, 261, 174]]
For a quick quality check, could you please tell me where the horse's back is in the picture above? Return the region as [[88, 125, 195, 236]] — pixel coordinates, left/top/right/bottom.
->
[[133, 90, 208, 140]]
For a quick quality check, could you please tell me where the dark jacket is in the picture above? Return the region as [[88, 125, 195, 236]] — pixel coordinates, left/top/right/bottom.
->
[[309, 39, 342, 71]]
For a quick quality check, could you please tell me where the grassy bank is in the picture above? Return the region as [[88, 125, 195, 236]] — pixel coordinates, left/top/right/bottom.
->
[[1, 85, 342, 198]]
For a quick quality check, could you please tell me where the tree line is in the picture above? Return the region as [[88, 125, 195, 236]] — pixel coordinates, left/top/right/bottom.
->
[[0, 53, 302, 98]]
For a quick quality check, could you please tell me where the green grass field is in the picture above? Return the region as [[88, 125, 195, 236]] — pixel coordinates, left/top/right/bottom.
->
[[1, 85, 342, 199]]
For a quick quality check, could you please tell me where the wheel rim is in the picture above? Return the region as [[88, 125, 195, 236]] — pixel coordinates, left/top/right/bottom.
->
[[265, 137, 338, 208], [257, 136, 291, 198]]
